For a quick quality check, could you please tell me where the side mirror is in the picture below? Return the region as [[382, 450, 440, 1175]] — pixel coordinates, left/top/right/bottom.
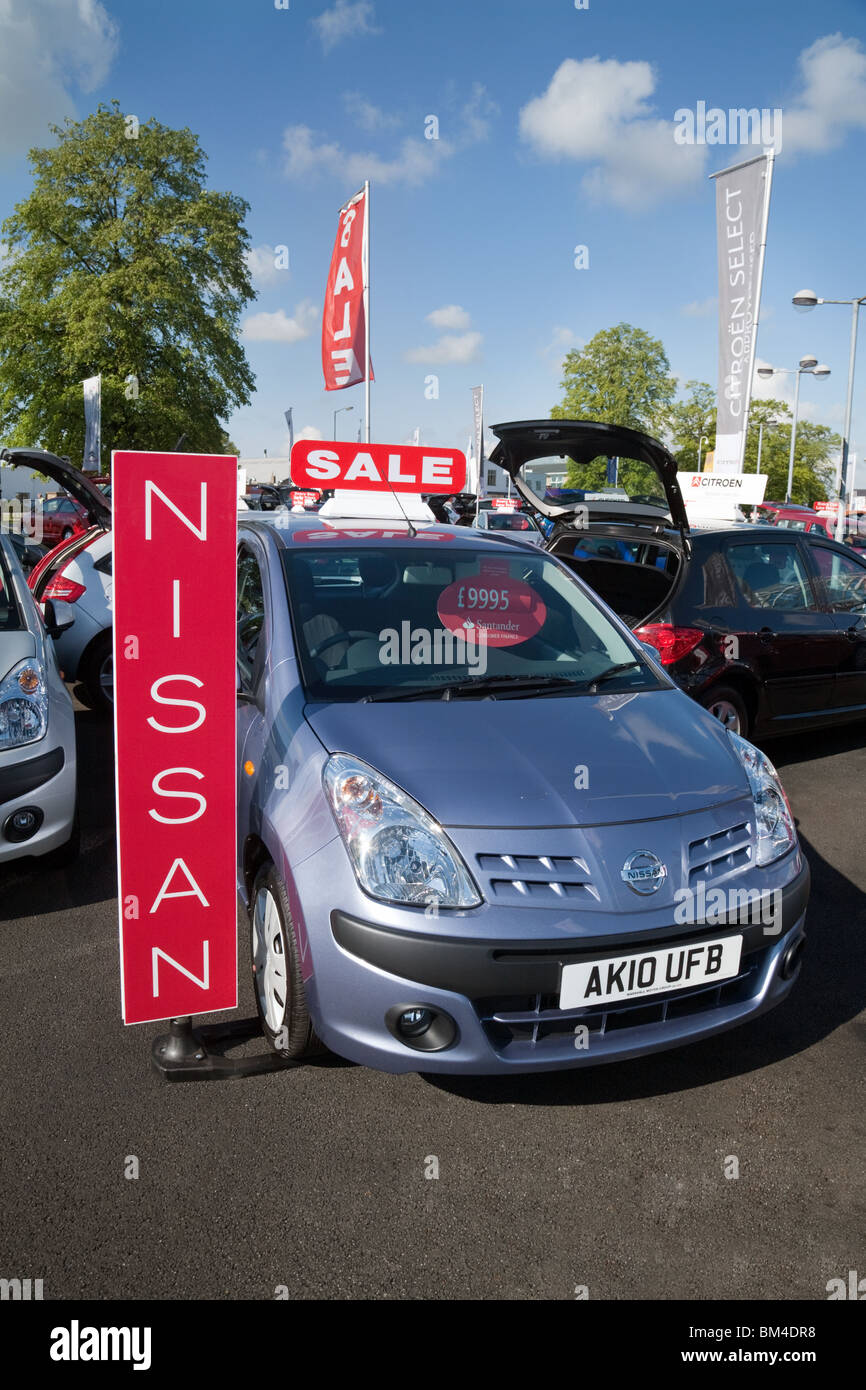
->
[[44, 597, 75, 639]]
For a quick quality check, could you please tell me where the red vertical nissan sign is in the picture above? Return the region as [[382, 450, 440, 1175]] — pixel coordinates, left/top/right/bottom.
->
[[321, 188, 373, 391], [113, 451, 238, 1025]]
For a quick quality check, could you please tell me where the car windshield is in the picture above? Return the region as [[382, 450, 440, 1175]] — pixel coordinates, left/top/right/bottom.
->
[[282, 545, 662, 702]]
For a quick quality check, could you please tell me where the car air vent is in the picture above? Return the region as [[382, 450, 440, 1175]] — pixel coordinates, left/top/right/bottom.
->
[[476, 853, 600, 904], [688, 821, 751, 885]]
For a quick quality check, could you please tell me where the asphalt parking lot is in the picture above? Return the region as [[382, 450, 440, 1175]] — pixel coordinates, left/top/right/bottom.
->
[[0, 697, 863, 1301]]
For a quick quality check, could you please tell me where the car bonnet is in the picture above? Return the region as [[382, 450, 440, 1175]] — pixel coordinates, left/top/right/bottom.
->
[[305, 688, 745, 829]]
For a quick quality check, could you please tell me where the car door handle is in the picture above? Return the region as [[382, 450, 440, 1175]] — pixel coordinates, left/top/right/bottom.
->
[[846, 626, 861, 641], [759, 627, 775, 644]]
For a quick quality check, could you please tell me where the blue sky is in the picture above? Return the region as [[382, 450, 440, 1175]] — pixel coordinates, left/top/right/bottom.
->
[[1, 0, 865, 478]]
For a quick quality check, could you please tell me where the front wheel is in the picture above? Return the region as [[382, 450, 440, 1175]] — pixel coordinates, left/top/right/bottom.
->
[[250, 863, 322, 1059], [82, 632, 113, 714], [699, 684, 749, 737]]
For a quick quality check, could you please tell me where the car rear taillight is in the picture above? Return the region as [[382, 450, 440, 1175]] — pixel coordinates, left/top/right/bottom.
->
[[634, 623, 705, 666], [41, 575, 86, 604]]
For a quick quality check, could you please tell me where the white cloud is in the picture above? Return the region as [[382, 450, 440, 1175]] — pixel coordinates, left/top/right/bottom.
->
[[542, 325, 584, 368], [282, 123, 452, 187], [781, 34, 866, 155], [519, 56, 706, 208], [681, 297, 717, 318], [312, 1, 380, 54], [298, 426, 325, 441], [242, 302, 318, 343], [406, 331, 482, 366], [343, 93, 401, 132], [427, 305, 472, 332], [245, 244, 290, 289], [0, 0, 118, 159]]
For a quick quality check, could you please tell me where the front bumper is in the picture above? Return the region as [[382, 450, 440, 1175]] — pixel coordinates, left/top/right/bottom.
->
[[300, 852, 810, 1075]]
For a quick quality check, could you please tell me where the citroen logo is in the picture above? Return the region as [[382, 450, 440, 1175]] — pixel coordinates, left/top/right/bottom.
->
[[621, 850, 667, 896]]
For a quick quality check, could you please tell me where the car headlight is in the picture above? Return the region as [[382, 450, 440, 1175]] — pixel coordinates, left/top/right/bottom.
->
[[323, 754, 481, 908], [728, 731, 797, 866], [0, 659, 48, 749]]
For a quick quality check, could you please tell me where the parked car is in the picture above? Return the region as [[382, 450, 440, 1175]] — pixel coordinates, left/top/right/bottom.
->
[[234, 491, 808, 1075], [32, 531, 113, 711], [32, 493, 92, 546], [472, 508, 544, 545], [490, 419, 866, 740], [0, 532, 78, 865], [0, 449, 112, 711], [771, 507, 834, 539]]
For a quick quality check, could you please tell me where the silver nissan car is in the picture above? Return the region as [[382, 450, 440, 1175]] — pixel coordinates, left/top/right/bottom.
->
[[0, 531, 78, 865], [236, 426, 809, 1075]]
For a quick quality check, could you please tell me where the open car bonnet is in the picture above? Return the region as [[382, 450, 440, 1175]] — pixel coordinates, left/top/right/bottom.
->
[[488, 420, 690, 552], [0, 447, 111, 530]]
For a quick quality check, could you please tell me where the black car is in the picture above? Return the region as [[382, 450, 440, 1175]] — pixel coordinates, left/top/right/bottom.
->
[[490, 418, 866, 740]]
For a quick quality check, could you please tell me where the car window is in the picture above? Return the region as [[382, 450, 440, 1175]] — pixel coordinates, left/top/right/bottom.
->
[[0, 545, 23, 631], [237, 550, 265, 680], [42, 498, 60, 514], [727, 542, 816, 611], [809, 545, 866, 613], [282, 544, 661, 702]]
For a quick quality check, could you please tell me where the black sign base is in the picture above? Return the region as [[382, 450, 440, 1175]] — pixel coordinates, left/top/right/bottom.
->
[[151, 1016, 301, 1082]]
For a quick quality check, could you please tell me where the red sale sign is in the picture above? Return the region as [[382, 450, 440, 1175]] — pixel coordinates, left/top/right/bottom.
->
[[113, 452, 238, 1025], [290, 440, 466, 495], [322, 189, 372, 391]]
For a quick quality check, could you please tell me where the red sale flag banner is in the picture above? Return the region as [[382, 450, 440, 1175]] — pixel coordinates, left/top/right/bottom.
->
[[113, 451, 238, 1025], [322, 185, 373, 393]]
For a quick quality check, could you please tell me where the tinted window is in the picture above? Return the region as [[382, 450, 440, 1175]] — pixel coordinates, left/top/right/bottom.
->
[[727, 542, 816, 611], [810, 545, 866, 613], [237, 550, 265, 679], [282, 545, 659, 702]]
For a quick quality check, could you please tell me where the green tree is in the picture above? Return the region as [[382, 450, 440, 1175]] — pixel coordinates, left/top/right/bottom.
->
[[743, 398, 837, 506], [552, 323, 677, 490], [670, 380, 717, 472], [0, 101, 255, 463]]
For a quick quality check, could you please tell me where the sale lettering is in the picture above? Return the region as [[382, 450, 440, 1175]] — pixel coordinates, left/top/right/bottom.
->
[[113, 452, 238, 1025], [291, 439, 466, 496]]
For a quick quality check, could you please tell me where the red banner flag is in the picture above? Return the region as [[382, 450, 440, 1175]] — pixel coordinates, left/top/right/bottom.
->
[[321, 189, 372, 391], [113, 451, 238, 1025]]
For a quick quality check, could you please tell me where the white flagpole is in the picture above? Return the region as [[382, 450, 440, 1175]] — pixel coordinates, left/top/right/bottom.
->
[[363, 179, 370, 443]]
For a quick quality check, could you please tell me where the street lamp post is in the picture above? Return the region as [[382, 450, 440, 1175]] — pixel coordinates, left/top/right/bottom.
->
[[756, 356, 830, 502], [793, 289, 866, 540], [333, 405, 354, 440]]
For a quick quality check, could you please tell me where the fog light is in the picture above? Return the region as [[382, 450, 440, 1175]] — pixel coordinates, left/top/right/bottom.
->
[[398, 1007, 433, 1039], [385, 1003, 458, 1053], [3, 806, 43, 843]]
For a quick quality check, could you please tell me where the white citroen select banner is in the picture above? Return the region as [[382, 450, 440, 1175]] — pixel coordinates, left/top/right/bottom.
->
[[711, 152, 774, 474], [471, 385, 485, 498], [82, 374, 101, 473]]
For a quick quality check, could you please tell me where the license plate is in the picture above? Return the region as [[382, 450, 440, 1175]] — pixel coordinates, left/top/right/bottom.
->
[[559, 935, 743, 1010]]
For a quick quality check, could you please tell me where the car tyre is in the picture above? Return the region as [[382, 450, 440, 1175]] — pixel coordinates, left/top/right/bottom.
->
[[61, 527, 74, 540], [82, 632, 113, 714], [699, 684, 749, 737], [250, 862, 322, 1060]]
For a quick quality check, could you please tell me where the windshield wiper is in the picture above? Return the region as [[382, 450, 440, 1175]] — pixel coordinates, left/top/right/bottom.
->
[[583, 661, 643, 692], [361, 673, 581, 702]]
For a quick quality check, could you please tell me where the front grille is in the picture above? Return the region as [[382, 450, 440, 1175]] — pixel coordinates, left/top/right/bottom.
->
[[476, 947, 766, 1057], [688, 821, 751, 885], [476, 852, 600, 906]]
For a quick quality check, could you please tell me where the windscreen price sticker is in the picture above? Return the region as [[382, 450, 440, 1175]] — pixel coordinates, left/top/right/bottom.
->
[[437, 562, 546, 646], [113, 451, 238, 1025]]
